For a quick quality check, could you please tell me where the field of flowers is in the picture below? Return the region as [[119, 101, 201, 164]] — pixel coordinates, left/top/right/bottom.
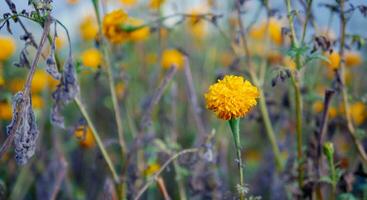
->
[[0, 0, 367, 199]]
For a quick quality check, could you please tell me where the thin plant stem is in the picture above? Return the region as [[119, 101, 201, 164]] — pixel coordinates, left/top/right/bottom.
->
[[229, 119, 245, 200], [134, 148, 199, 200], [91, 0, 127, 158], [234, 0, 283, 172], [338, 0, 367, 165], [285, 0, 305, 188], [74, 97, 120, 183]]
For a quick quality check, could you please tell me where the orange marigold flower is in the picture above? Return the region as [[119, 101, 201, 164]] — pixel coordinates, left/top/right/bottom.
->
[[312, 100, 324, 113], [0, 102, 12, 120], [324, 51, 340, 70], [350, 102, 366, 126], [205, 75, 259, 120], [0, 35, 16, 61], [161, 49, 184, 69], [249, 18, 283, 45], [102, 10, 129, 44], [125, 18, 150, 42]]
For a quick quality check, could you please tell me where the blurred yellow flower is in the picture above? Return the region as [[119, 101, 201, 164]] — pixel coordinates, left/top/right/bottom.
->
[[161, 49, 184, 69], [144, 163, 160, 176], [32, 70, 50, 93], [75, 127, 96, 149], [312, 100, 324, 113], [80, 16, 99, 41], [205, 75, 259, 120], [32, 95, 44, 109], [67, 0, 79, 4], [0, 36, 16, 61], [187, 8, 207, 40], [102, 10, 129, 44], [55, 36, 65, 50], [8, 78, 24, 93], [115, 82, 125, 99], [324, 51, 340, 70], [0, 68, 4, 86], [328, 106, 337, 119], [283, 56, 296, 70], [0, 102, 12, 120], [125, 18, 150, 42], [120, 0, 137, 6], [81, 48, 102, 69], [345, 51, 362, 68], [249, 18, 283, 45], [350, 102, 366, 126], [149, 0, 165, 10]]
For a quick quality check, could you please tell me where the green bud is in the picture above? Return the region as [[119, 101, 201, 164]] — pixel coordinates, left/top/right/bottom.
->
[[323, 142, 334, 159]]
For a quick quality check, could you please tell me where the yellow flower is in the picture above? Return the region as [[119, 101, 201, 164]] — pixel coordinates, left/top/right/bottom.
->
[[161, 49, 184, 69], [32, 70, 50, 93], [328, 106, 337, 119], [0, 102, 12, 120], [283, 56, 296, 70], [324, 51, 340, 70], [345, 51, 362, 68], [75, 127, 96, 149], [249, 18, 283, 45], [102, 10, 129, 44], [8, 78, 24, 93], [312, 100, 324, 113], [67, 0, 79, 4], [115, 82, 125, 99], [205, 75, 259, 120], [79, 16, 99, 41], [0, 36, 16, 61], [120, 0, 137, 6], [125, 18, 150, 42], [149, 0, 165, 10], [144, 163, 161, 176], [187, 7, 207, 40], [0, 68, 4, 86], [55, 36, 64, 50], [32, 95, 44, 109], [81, 48, 102, 69], [350, 102, 366, 126]]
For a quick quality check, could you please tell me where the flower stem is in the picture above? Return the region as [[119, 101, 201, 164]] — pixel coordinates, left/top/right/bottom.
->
[[229, 118, 245, 200]]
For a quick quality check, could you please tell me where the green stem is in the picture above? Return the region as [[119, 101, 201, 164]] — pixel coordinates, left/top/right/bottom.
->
[[229, 119, 245, 200], [74, 97, 120, 183], [259, 90, 283, 171]]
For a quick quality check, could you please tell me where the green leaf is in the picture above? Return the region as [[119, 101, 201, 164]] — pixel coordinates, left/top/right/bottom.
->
[[337, 193, 357, 200], [320, 176, 333, 184]]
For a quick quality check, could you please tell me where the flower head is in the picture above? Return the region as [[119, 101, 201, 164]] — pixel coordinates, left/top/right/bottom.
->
[[249, 18, 283, 45], [75, 126, 96, 148], [144, 163, 161, 176], [345, 51, 362, 68], [205, 75, 259, 120], [0, 36, 16, 61], [161, 49, 184, 69], [81, 48, 102, 69], [79, 16, 99, 41], [324, 51, 340, 70], [350, 102, 366, 126], [0, 102, 12, 120], [149, 0, 165, 10], [102, 10, 129, 44], [124, 18, 150, 42], [120, 0, 137, 6]]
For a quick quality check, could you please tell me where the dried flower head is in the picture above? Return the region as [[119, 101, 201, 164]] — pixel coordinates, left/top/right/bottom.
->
[[205, 75, 259, 120], [0, 35, 16, 61], [102, 10, 129, 44]]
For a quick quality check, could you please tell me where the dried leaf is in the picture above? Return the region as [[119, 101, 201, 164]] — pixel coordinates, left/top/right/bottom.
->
[[6, 92, 39, 165]]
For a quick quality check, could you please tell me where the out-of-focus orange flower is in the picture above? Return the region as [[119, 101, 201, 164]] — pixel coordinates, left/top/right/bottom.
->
[[345, 51, 362, 68], [32, 70, 50, 93], [149, 0, 165, 10], [80, 16, 99, 41], [283, 56, 296, 70], [249, 18, 283, 45], [67, 0, 79, 4], [328, 106, 337, 119], [161, 49, 184, 69], [8, 78, 25, 93], [324, 51, 340, 70], [187, 7, 208, 40], [312, 100, 324, 113], [75, 127, 96, 149], [126, 18, 150, 42], [350, 102, 366, 126], [103, 10, 129, 44], [32, 95, 44, 109], [267, 51, 282, 65], [115, 82, 125, 99], [0, 67, 4, 86], [0, 36, 16, 61], [0, 102, 12, 120], [81, 48, 103, 69], [120, 0, 137, 6], [144, 163, 161, 176]]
